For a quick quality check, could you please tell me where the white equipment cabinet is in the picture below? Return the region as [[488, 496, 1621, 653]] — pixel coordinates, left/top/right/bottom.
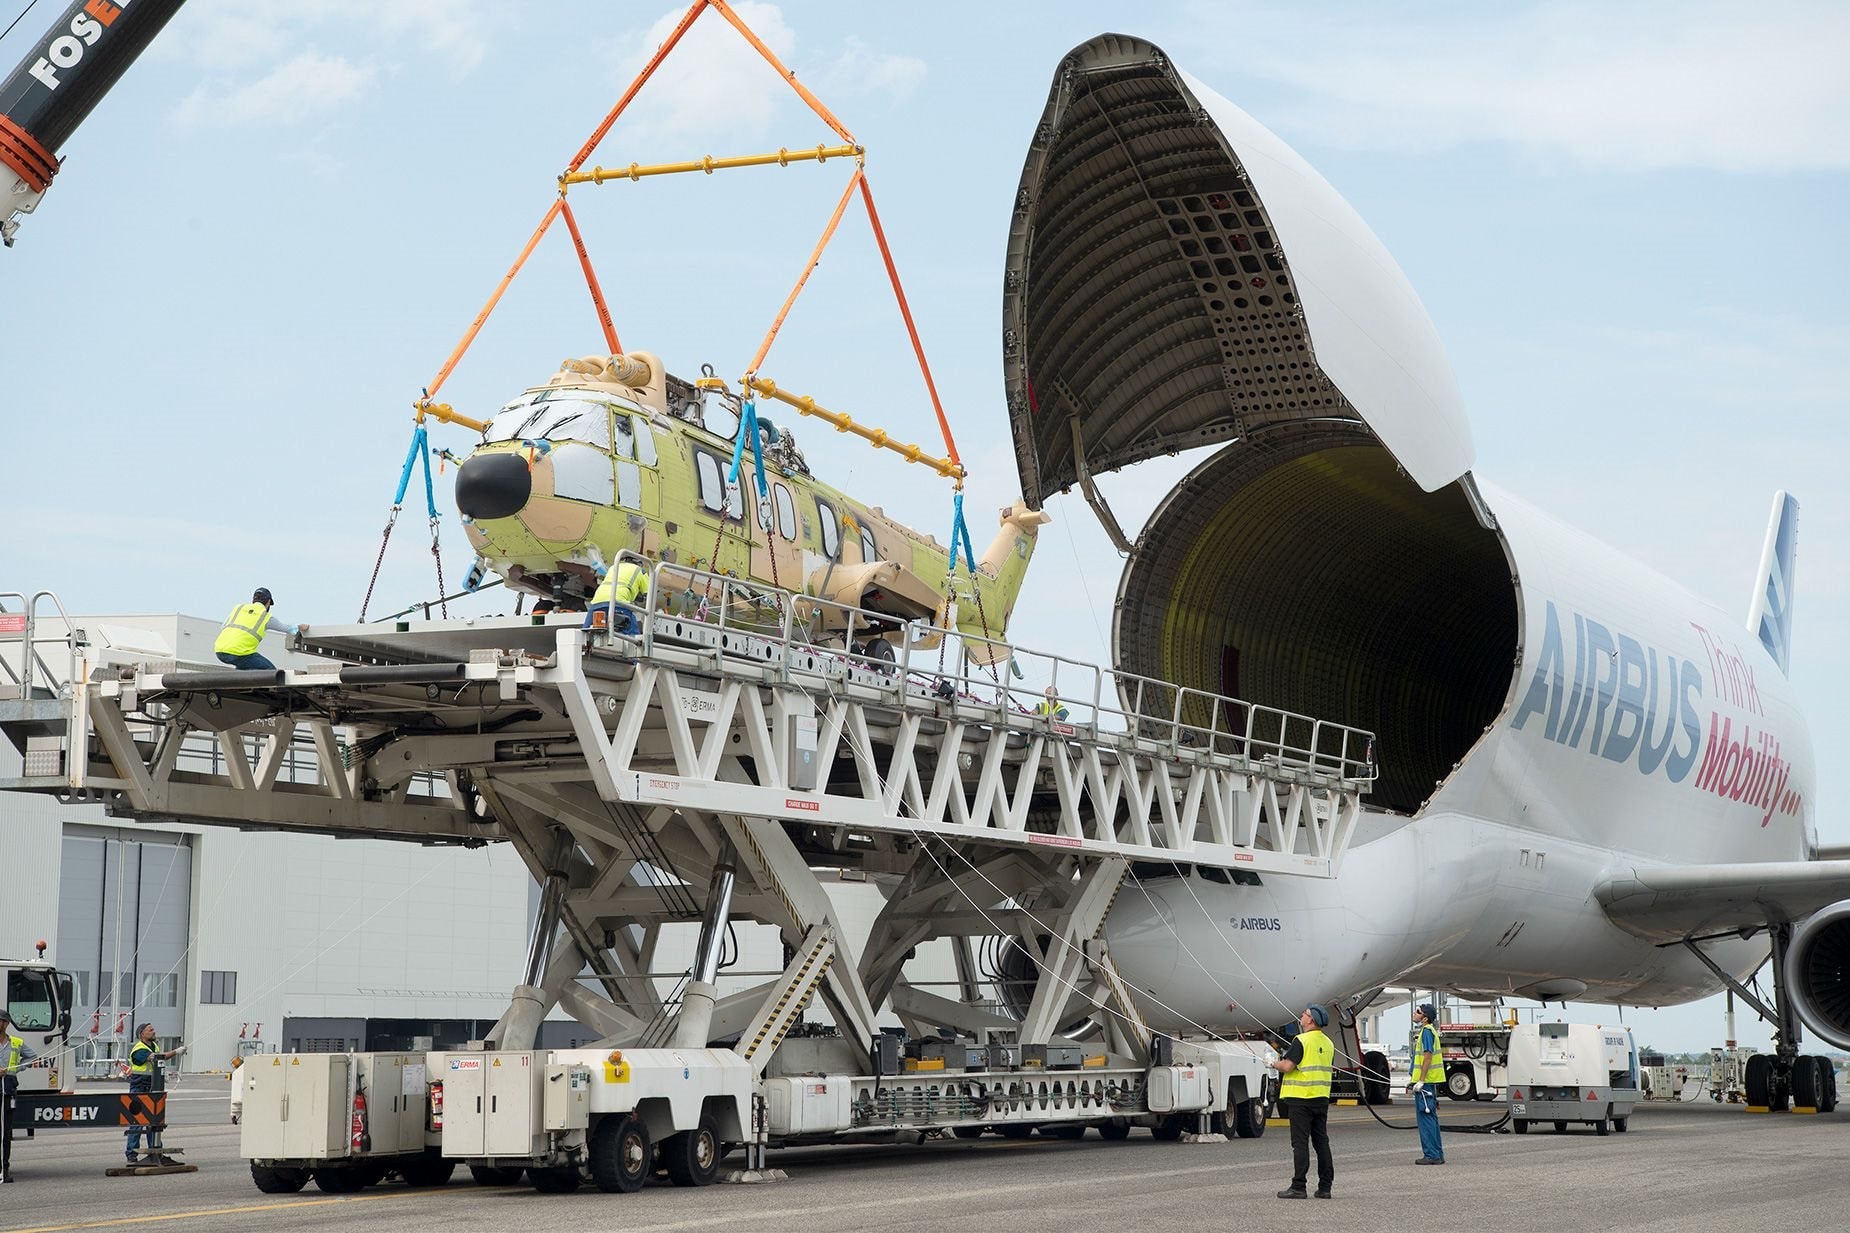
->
[[442, 1051, 545, 1159], [1505, 1023, 1640, 1135], [240, 1054, 351, 1161]]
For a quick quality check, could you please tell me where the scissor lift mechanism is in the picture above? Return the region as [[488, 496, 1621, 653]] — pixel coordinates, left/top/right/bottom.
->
[[2, 583, 1374, 1081]]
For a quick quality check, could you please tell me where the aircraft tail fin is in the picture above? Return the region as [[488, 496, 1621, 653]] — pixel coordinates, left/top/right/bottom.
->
[[1746, 490, 1800, 675]]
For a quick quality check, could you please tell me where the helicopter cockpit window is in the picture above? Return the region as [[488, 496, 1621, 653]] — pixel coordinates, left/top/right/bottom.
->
[[612, 413, 634, 459], [635, 419, 658, 466], [815, 497, 840, 560], [484, 398, 612, 448], [705, 398, 741, 442]]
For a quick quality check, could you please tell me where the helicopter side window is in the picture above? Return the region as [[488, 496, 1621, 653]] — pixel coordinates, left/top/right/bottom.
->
[[635, 418, 658, 466], [859, 524, 879, 562], [815, 497, 840, 560], [612, 412, 634, 459], [695, 450, 744, 522], [773, 484, 796, 541]]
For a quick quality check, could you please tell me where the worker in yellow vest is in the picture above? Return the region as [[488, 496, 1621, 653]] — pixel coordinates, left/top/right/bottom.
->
[[1412, 1002, 1446, 1164], [1033, 687, 1070, 722], [125, 1022, 183, 1163], [2, 1007, 39, 1183], [214, 588, 299, 670], [1273, 1002, 1336, 1200], [586, 560, 649, 635]]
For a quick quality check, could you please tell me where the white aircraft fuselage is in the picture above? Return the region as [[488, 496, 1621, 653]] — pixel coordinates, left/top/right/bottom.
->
[[1106, 485, 1816, 1032]]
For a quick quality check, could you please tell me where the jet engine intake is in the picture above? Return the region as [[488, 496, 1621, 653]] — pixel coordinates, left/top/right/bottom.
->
[[1788, 900, 1850, 1050]]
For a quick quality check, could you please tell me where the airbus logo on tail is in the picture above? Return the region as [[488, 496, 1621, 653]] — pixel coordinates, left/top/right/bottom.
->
[[1512, 602, 1702, 782]]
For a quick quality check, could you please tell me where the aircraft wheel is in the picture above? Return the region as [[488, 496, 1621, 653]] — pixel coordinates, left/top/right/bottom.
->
[[1098, 1120, 1132, 1141], [862, 638, 897, 666], [1512, 1119, 1528, 1135], [662, 1118, 722, 1187], [1362, 1051, 1392, 1106], [469, 1165, 524, 1186], [251, 1164, 310, 1194], [1793, 1055, 1822, 1109], [589, 1114, 651, 1193], [1445, 1064, 1478, 1101], [1745, 1053, 1772, 1107]]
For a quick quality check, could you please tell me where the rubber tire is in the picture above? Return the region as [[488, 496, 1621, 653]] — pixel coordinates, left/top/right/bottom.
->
[[1793, 1056, 1822, 1110], [313, 1168, 368, 1193], [952, 1125, 986, 1139], [1512, 1119, 1528, 1135], [1038, 1123, 1086, 1139], [1362, 1050, 1392, 1106], [1613, 1116, 1629, 1133], [1231, 1099, 1266, 1139], [1745, 1053, 1772, 1108], [251, 1164, 310, 1194], [1150, 1116, 1186, 1142], [1595, 1118, 1610, 1136], [399, 1155, 456, 1188], [997, 1123, 1036, 1139], [469, 1164, 525, 1187], [1098, 1120, 1132, 1141], [1553, 1121, 1567, 1134], [530, 1166, 582, 1193], [589, 1114, 651, 1194], [1445, 1064, 1478, 1101], [1822, 1062, 1840, 1113], [863, 638, 897, 666], [662, 1119, 722, 1187]]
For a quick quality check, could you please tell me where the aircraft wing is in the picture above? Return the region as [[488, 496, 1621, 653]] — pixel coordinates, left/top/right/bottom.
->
[[1595, 860, 1850, 943]]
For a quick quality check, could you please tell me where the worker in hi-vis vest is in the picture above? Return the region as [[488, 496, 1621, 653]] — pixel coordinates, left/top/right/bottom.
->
[[125, 1022, 184, 1162], [1273, 1002, 1336, 1200], [1411, 1002, 1446, 1164], [214, 588, 299, 671], [2, 1007, 40, 1183], [586, 560, 649, 635]]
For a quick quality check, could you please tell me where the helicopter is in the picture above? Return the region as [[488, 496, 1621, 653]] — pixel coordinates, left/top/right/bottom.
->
[[452, 349, 1049, 661]]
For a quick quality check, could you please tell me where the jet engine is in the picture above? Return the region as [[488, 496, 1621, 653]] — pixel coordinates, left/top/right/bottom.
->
[[1788, 900, 1850, 1050]]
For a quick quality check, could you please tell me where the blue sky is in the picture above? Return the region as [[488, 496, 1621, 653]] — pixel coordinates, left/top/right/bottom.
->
[[3, 0, 1845, 1051]]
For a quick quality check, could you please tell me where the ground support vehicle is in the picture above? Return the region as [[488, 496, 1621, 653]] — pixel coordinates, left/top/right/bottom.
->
[[1, 577, 1373, 1192], [1505, 1023, 1641, 1136]]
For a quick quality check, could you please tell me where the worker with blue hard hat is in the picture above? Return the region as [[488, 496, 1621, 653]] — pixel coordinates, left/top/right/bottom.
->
[[1411, 1002, 1446, 1164], [1273, 1002, 1337, 1199]]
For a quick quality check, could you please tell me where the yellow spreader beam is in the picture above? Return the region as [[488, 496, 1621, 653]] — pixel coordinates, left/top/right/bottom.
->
[[562, 144, 862, 187], [746, 376, 966, 483]]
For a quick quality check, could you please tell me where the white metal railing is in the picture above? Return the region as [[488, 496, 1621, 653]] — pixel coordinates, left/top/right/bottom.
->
[[592, 556, 1376, 785]]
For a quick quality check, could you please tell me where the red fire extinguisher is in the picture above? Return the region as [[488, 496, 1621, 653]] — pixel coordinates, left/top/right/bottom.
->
[[351, 1084, 371, 1153]]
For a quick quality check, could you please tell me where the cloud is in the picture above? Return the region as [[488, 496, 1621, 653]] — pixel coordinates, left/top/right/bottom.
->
[[159, 0, 491, 125], [611, 2, 804, 143], [1192, 0, 1850, 172], [172, 51, 374, 128], [821, 38, 927, 102]]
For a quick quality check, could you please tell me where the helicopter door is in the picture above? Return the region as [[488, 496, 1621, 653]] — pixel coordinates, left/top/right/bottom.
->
[[752, 478, 802, 590], [692, 447, 752, 579]]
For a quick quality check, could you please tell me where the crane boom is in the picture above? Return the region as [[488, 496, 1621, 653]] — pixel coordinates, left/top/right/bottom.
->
[[1, 0, 184, 246]]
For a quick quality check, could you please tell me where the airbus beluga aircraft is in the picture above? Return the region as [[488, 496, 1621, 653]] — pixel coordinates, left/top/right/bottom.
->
[[1005, 35, 1848, 1112]]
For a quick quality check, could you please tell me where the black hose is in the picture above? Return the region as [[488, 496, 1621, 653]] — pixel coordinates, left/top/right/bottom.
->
[[1341, 1050, 1512, 1134]]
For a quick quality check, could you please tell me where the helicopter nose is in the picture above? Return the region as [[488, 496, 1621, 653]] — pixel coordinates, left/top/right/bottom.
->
[[455, 452, 531, 520]]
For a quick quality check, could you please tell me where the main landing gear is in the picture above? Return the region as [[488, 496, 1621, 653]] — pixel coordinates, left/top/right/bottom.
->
[[1685, 925, 1839, 1115]]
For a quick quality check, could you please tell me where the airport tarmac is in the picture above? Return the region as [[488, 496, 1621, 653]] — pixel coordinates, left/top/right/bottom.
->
[[0, 1088, 1841, 1233]]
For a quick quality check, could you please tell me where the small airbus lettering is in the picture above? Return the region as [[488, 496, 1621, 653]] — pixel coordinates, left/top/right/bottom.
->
[[1233, 917, 1282, 931]]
